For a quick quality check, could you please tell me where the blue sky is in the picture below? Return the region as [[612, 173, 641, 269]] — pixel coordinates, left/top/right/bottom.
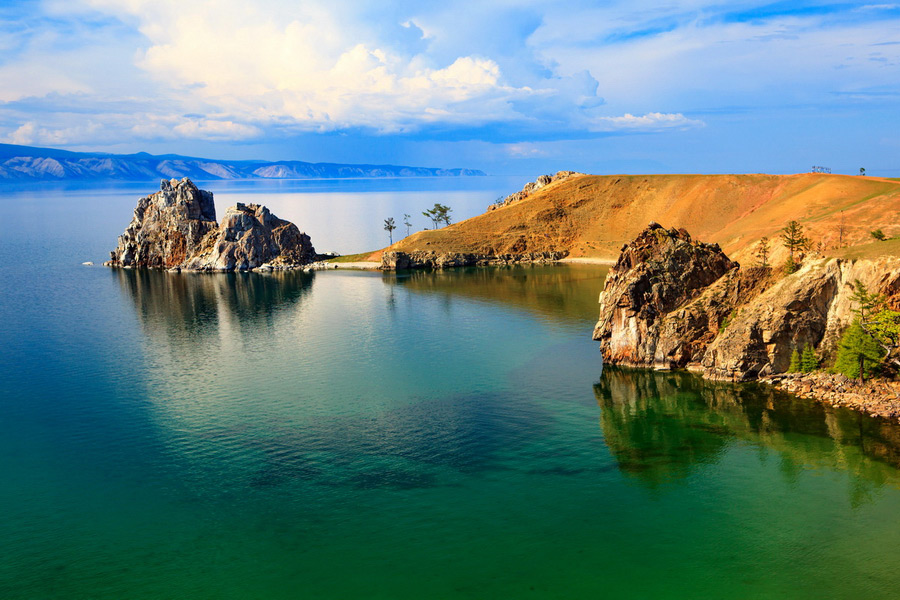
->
[[1, 0, 898, 175]]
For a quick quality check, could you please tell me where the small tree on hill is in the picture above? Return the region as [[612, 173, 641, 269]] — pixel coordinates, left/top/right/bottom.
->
[[403, 213, 412, 237], [870, 229, 887, 241], [384, 217, 396, 244], [754, 237, 770, 269], [860, 167, 866, 176], [422, 203, 452, 229], [781, 220, 810, 274]]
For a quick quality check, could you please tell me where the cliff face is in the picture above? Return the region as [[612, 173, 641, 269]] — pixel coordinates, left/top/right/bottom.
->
[[704, 258, 900, 380], [593, 224, 900, 381], [183, 203, 316, 271], [591, 223, 737, 368], [108, 178, 218, 269], [107, 179, 316, 271]]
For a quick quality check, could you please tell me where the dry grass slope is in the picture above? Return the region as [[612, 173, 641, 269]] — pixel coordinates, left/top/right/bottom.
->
[[375, 173, 900, 265]]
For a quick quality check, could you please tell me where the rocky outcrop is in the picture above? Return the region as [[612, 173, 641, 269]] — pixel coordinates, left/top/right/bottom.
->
[[182, 203, 316, 271], [381, 250, 567, 270], [704, 258, 900, 380], [488, 171, 583, 210], [107, 178, 316, 271], [107, 178, 218, 269], [593, 223, 900, 382], [591, 223, 738, 368]]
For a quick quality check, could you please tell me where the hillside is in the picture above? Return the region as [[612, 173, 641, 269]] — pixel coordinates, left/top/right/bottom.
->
[[380, 172, 900, 264], [0, 143, 485, 182]]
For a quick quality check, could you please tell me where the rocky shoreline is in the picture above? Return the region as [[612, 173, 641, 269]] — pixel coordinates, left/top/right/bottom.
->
[[763, 372, 900, 421], [593, 222, 900, 422], [380, 250, 567, 270]]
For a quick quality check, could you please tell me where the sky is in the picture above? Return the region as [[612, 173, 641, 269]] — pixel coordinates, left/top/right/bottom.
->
[[1, 0, 899, 176]]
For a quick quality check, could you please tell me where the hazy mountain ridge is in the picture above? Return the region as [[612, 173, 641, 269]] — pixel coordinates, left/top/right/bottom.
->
[[0, 144, 485, 182]]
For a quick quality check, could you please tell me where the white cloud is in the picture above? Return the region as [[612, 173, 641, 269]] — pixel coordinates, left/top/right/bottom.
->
[[3, 0, 898, 149], [173, 119, 262, 140], [4, 121, 103, 145], [589, 112, 704, 132]]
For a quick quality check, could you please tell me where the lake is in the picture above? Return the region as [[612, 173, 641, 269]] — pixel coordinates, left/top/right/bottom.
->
[[2, 178, 900, 599]]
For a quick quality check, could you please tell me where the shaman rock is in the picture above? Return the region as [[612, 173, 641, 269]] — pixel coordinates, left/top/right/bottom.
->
[[107, 179, 316, 271], [107, 178, 217, 268]]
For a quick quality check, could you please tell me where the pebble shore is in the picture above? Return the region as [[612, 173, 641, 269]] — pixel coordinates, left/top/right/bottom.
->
[[763, 372, 900, 421]]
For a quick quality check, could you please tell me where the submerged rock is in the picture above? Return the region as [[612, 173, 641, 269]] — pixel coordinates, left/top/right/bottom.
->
[[106, 179, 316, 271]]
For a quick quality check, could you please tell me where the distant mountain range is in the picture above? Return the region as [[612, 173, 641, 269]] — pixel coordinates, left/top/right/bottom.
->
[[0, 143, 485, 182]]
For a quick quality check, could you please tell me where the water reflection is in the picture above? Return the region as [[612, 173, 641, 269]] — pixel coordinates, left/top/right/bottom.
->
[[595, 368, 900, 499], [388, 264, 609, 325], [114, 268, 315, 337]]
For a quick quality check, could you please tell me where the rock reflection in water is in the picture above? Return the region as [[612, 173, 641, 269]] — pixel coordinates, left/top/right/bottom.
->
[[114, 268, 315, 335], [595, 368, 900, 497]]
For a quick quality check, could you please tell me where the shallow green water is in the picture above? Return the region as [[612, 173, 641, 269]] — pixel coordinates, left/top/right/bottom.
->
[[3, 183, 900, 598]]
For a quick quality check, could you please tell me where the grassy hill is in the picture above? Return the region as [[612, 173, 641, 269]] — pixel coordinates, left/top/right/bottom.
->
[[374, 173, 900, 265]]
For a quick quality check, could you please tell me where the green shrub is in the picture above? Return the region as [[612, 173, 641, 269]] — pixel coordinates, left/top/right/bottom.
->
[[800, 344, 818, 373]]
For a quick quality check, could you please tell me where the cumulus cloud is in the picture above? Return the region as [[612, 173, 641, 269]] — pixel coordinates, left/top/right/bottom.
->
[[2, 0, 898, 149]]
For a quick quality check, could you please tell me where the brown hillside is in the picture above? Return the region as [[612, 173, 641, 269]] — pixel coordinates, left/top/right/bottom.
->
[[377, 173, 900, 264]]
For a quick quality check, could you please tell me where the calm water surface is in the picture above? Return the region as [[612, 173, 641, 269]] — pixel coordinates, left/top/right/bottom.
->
[[2, 181, 900, 598]]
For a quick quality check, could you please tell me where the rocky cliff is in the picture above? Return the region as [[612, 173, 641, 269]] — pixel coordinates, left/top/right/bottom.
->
[[591, 223, 737, 368], [593, 223, 900, 381], [106, 178, 316, 271], [183, 203, 316, 271]]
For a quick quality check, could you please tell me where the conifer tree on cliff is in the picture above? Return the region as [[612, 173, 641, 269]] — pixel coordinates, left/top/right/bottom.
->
[[781, 221, 810, 274]]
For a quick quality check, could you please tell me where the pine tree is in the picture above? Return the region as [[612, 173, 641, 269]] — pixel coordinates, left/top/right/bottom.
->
[[781, 220, 810, 273], [800, 344, 818, 373], [834, 319, 885, 382], [788, 349, 802, 373]]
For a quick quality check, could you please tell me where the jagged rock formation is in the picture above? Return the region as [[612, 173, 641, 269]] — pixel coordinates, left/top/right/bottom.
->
[[107, 178, 316, 271], [381, 250, 567, 270], [183, 203, 316, 271], [107, 178, 218, 269], [593, 223, 900, 381], [488, 171, 583, 210], [591, 223, 738, 368]]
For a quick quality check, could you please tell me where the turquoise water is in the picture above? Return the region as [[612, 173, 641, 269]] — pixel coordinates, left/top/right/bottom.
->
[[3, 182, 900, 598]]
